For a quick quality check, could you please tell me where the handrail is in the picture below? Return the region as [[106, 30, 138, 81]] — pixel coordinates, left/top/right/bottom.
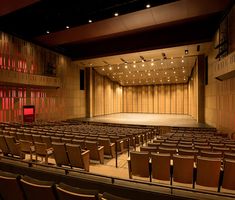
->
[[0, 155, 235, 199]]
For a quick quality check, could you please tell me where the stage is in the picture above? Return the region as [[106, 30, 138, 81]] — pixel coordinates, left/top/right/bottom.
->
[[82, 113, 209, 127]]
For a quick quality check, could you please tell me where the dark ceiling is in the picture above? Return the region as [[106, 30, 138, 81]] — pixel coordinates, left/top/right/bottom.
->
[[0, 0, 234, 60]]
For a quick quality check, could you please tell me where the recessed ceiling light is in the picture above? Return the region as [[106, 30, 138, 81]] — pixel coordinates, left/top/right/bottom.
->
[[133, 64, 136, 68], [182, 59, 184, 63], [176, 79, 178, 81], [46, 30, 50, 34], [112, 76, 114, 78], [141, 74, 143, 76], [156, 73, 159, 75], [114, 12, 119, 17], [161, 62, 163, 65], [133, 75, 135, 77], [109, 67, 112, 70], [174, 71, 176, 74], [151, 58, 154, 62], [151, 63, 154, 66], [126, 75, 128, 77], [125, 65, 128, 69], [160, 80, 162, 82], [129, 71, 131, 74], [66, 26, 70, 29], [183, 70, 185, 73], [88, 19, 92, 23], [117, 66, 120, 69], [185, 49, 189, 55], [133, 61, 136, 63], [102, 68, 105, 71], [146, 4, 151, 8], [171, 61, 173, 64], [164, 72, 167, 75], [168, 79, 170, 82], [142, 60, 145, 63], [142, 64, 145, 67]]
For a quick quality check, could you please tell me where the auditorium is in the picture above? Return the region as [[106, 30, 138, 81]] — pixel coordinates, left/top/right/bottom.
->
[[0, 0, 235, 199]]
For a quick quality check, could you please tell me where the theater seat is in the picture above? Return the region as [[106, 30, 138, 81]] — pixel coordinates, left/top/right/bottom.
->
[[0, 135, 11, 156], [85, 141, 104, 164], [0, 170, 24, 200], [196, 156, 221, 191], [102, 192, 130, 200], [98, 138, 115, 158], [52, 142, 70, 167], [56, 182, 99, 200], [222, 159, 235, 191], [129, 151, 150, 179], [66, 143, 90, 172], [20, 176, 57, 200], [172, 154, 194, 186]]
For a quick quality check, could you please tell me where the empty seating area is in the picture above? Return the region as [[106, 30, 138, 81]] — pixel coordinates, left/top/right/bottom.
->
[[1, 121, 235, 199], [0, 170, 129, 200], [128, 127, 235, 193], [0, 122, 154, 172]]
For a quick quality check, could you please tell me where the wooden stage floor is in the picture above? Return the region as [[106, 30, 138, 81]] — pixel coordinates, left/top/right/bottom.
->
[[82, 113, 209, 127]]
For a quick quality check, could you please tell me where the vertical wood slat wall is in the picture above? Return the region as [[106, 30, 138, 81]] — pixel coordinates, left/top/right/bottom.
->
[[93, 71, 123, 116], [123, 84, 189, 114], [0, 31, 86, 122]]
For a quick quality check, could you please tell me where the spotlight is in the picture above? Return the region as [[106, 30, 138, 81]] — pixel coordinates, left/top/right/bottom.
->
[[185, 49, 189, 55]]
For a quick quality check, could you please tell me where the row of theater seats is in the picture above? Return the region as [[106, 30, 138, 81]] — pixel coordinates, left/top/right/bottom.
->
[[128, 151, 235, 193], [143, 132, 235, 161], [0, 170, 128, 200]]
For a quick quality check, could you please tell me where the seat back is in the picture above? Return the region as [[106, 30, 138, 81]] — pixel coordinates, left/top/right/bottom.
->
[[85, 141, 100, 161], [33, 135, 42, 143], [98, 138, 110, 154], [196, 156, 221, 188], [151, 153, 171, 181], [20, 176, 57, 200], [130, 151, 149, 177], [222, 159, 235, 190], [200, 150, 222, 158], [41, 135, 52, 148], [66, 143, 84, 169], [0, 171, 24, 200], [56, 183, 99, 200], [52, 142, 69, 166], [34, 142, 48, 155], [173, 154, 194, 184], [140, 146, 157, 156], [5, 136, 22, 157], [0, 135, 10, 155], [19, 139, 34, 153]]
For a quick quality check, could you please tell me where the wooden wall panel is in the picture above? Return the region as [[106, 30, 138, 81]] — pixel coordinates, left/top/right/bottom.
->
[[132, 87, 138, 112], [137, 86, 142, 112], [126, 87, 133, 112], [123, 83, 189, 115], [142, 86, 148, 112], [183, 84, 188, 114], [93, 71, 123, 116], [0, 31, 86, 122], [148, 86, 154, 113], [165, 85, 171, 113], [171, 85, 176, 113], [177, 84, 184, 114], [159, 85, 165, 113], [153, 86, 159, 113]]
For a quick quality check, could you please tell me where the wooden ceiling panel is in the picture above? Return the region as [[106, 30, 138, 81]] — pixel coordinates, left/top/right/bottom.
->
[[120, 9, 155, 30], [74, 42, 211, 86], [0, 0, 39, 16]]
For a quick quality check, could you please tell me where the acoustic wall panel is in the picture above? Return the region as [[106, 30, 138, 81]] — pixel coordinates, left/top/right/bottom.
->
[[132, 87, 138, 112], [93, 71, 123, 116], [123, 83, 189, 115], [153, 86, 159, 113], [142, 86, 148, 112], [137, 86, 142, 112], [165, 85, 171, 113], [148, 86, 154, 113]]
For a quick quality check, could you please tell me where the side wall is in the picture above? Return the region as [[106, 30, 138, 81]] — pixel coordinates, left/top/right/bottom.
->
[[122, 84, 188, 114], [93, 70, 123, 116], [205, 5, 235, 133], [0, 32, 85, 122]]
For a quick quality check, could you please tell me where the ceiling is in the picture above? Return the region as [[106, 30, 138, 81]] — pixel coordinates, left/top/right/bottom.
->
[[0, 0, 233, 86], [0, 0, 233, 60], [75, 42, 211, 86]]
